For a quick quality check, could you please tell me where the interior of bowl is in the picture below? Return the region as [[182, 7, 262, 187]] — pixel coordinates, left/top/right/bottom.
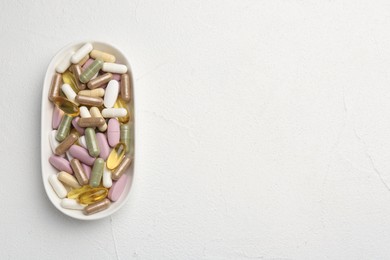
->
[[41, 41, 135, 220]]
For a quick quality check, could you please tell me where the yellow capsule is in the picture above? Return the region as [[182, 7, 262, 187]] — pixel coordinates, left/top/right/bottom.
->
[[78, 187, 108, 205], [62, 71, 79, 93], [67, 185, 93, 199], [52, 96, 80, 116], [114, 97, 130, 123], [106, 142, 126, 170]]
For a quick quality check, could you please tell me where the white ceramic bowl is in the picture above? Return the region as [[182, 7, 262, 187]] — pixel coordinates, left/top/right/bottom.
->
[[41, 41, 135, 220]]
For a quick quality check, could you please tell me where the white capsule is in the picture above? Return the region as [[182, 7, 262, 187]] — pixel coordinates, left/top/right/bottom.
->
[[49, 130, 60, 154], [48, 174, 67, 199], [56, 51, 75, 73], [61, 84, 78, 105], [103, 164, 113, 188], [90, 107, 108, 132], [102, 63, 127, 74], [79, 135, 87, 149], [102, 108, 127, 118], [71, 43, 93, 64], [79, 106, 91, 118], [104, 80, 119, 108], [61, 198, 85, 210]]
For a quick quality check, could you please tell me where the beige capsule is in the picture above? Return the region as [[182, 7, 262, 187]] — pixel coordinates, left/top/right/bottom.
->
[[78, 88, 105, 98], [57, 171, 81, 189], [75, 95, 104, 107], [112, 156, 133, 180], [78, 117, 105, 127], [48, 73, 62, 101], [83, 198, 110, 215], [55, 133, 78, 155], [90, 107, 108, 132], [70, 64, 86, 90], [70, 159, 89, 185], [90, 50, 116, 63], [120, 74, 132, 102], [87, 73, 112, 89]]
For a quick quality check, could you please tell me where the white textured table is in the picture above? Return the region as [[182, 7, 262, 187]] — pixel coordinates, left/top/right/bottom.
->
[[2, 1, 390, 259]]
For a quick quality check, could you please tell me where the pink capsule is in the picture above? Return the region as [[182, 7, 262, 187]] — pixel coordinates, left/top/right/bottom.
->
[[96, 133, 110, 160], [52, 106, 64, 129], [108, 174, 128, 201], [72, 117, 85, 135], [82, 59, 95, 71], [112, 73, 121, 81], [81, 163, 91, 179], [49, 155, 73, 174], [68, 145, 95, 166], [107, 119, 120, 147]]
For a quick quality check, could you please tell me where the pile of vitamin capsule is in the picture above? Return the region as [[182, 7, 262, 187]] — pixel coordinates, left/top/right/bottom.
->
[[48, 43, 134, 215]]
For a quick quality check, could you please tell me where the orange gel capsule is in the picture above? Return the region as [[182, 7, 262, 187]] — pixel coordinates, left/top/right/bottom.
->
[[52, 96, 80, 116], [62, 71, 79, 93], [67, 185, 93, 199], [78, 187, 108, 205], [106, 143, 126, 170]]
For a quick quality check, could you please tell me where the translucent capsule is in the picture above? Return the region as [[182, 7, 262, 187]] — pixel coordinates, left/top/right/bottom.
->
[[90, 50, 116, 62], [112, 156, 133, 180], [87, 73, 112, 89], [70, 158, 89, 185], [78, 187, 108, 205], [56, 115, 73, 142], [120, 74, 132, 102], [83, 198, 110, 215], [55, 132, 78, 155], [89, 158, 104, 187], [85, 128, 100, 157], [113, 97, 130, 123], [120, 123, 134, 154], [48, 73, 62, 101], [62, 71, 79, 93], [106, 143, 126, 170], [80, 59, 104, 83], [67, 185, 92, 199], [75, 95, 104, 107], [52, 96, 80, 116]]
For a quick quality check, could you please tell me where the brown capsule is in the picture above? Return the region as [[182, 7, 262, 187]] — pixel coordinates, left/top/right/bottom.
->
[[48, 73, 62, 101], [83, 198, 110, 215], [70, 64, 86, 90], [120, 74, 132, 102], [75, 95, 104, 107], [78, 55, 90, 66], [87, 73, 113, 89], [78, 117, 106, 127], [55, 133, 79, 155], [112, 156, 133, 180], [70, 159, 89, 185]]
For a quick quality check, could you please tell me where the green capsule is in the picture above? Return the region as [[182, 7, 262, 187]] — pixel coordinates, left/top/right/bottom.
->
[[85, 128, 100, 157], [120, 123, 134, 155], [89, 158, 104, 187], [79, 60, 104, 83], [56, 115, 73, 142]]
